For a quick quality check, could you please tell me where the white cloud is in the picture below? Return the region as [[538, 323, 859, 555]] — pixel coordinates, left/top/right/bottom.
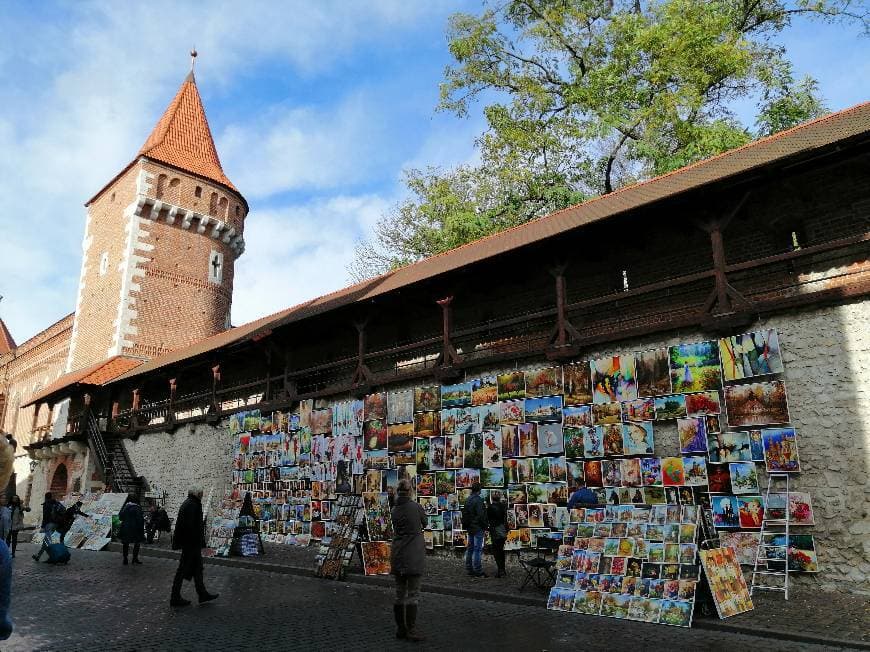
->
[[230, 194, 392, 326]]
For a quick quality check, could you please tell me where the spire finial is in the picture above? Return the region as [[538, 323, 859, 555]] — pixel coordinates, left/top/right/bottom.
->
[[190, 48, 198, 73]]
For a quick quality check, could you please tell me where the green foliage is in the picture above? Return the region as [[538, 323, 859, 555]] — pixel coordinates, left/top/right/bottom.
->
[[351, 0, 867, 280]]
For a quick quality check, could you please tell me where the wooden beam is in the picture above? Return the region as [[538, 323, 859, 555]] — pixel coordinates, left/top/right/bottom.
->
[[350, 319, 374, 390], [547, 265, 582, 359]]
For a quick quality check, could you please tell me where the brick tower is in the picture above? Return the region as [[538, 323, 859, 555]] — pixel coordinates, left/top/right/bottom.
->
[[67, 69, 247, 371]]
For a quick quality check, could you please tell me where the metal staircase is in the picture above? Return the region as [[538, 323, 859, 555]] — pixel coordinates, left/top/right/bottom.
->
[[85, 410, 144, 497]]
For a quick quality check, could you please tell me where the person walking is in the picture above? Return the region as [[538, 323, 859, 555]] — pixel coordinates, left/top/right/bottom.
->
[[119, 494, 145, 565], [170, 486, 218, 607], [390, 479, 426, 642], [6, 496, 29, 558], [486, 492, 508, 578], [145, 501, 171, 544], [32, 493, 65, 562], [57, 501, 90, 545], [462, 482, 488, 578]]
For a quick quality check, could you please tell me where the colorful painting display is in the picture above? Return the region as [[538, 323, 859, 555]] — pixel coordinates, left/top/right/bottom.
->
[[761, 428, 801, 472], [719, 329, 784, 382], [724, 381, 790, 427], [636, 348, 671, 398], [698, 546, 754, 618], [592, 355, 637, 404], [669, 341, 722, 394], [361, 541, 392, 575]]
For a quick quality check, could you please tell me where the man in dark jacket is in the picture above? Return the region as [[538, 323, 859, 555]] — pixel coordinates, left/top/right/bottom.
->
[[463, 482, 488, 578], [170, 487, 218, 607], [58, 501, 90, 544], [32, 493, 65, 562], [390, 479, 426, 642]]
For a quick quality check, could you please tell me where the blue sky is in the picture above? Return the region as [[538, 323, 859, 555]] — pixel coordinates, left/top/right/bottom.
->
[[0, 0, 867, 343]]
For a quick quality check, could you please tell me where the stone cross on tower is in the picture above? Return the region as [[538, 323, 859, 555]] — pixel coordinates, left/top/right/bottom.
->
[[211, 252, 222, 280]]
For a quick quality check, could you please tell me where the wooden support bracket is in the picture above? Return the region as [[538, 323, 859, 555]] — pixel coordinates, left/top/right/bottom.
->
[[351, 319, 374, 391], [434, 296, 462, 382], [546, 265, 583, 360]]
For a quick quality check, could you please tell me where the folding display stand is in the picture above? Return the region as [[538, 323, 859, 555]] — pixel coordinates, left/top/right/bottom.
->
[[751, 473, 790, 600]]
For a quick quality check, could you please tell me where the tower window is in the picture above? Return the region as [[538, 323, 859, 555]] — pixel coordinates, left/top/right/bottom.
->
[[209, 192, 218, 216], [156, 174, 167, 199], [195, 186, 202, 198], [235, 205, 240, 217], [99, 252, 109, 276], [208, 250, 223, 285]]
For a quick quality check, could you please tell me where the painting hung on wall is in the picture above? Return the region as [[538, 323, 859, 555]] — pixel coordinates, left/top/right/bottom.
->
[[601, 424, 624, 456], [718, 531, 761, 566], [526, 367, 563, 398], [685, 391, 721, 417], [636, 348, 671, 398], [471, 376, 498, 406], [413, 411, 439, 438], [661, 457, 685, 487], [584, 426, 604, 458], [429, 437, 446, 470], [464, 431, 483, 468], [563, 405, 593, 428], [584, 461, 603, 487], [707, 430, 752, 463], [712, 496, 740, 529], [622, 422, 654, 456], [706, 464, 732, 494], [444, 434, 464, 468], [719, 329, 784, 382], [483, 430, 504, 469], [414, 386, 441, 413], [592, 402, 622, 425], [682, 456, 708, 486], [387, 423, 414, 457], [623, 398, 655, 422], [591, 355, 637, 404], [518, 424, 539, 457], [669, 341, 722, 394], [310, 408, 333, 435], [654, 395, 687, 421], [563, 427, 585, 459], [640, 457, 662, 486], [737, 496, 765, 529], [724, 381, 789, 427], [363, 420, 388, 451], [748, 430, 764, 462], [525, 396, 563, 424], [387, 391, 414, 425], [415, 438, 430, 471], [499, 400, 524, 425], [364, 393, 387, 421], [537, 423, 564, 454], [728, 462, 759, 494], [442, 382, 473, 408], [497, 372, 526, 401], [563, 361, 593, 405], [677, 417, 707, 454], [761, 427, 801, 472]]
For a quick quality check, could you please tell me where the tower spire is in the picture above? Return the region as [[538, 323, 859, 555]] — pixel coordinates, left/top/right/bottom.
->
[[190, 48, 197, 74]]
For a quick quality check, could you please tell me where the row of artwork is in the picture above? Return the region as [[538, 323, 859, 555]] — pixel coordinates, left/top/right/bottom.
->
[[547, 503, 701, 628]]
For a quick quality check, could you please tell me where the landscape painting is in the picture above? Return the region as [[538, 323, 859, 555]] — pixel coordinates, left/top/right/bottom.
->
[[563, 361, 593, 405], [636, 348, 671, 397], [669, 341, 722, 394], [724, 381, 790, 428], [591, 355, 637, 404]]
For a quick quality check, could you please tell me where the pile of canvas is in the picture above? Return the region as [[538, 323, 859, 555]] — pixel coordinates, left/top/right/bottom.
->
[[314, 494, 365, 579]]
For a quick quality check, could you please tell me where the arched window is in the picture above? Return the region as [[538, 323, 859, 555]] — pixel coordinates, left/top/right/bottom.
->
[[50, 463, 68, 496], [166, 177, 181, 204], [218, 197, 228, 218], [156, 174, 168, 199], [209, 192, 218, 216]]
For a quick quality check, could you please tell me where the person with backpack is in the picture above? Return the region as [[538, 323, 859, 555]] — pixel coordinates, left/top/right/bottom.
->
[[462, 482, 488, 578], [6, 496, 29, 558], [32, 493, 66, 562]]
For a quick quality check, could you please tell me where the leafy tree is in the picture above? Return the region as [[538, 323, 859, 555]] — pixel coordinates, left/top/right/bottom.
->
[[352, 0, 867, 280]]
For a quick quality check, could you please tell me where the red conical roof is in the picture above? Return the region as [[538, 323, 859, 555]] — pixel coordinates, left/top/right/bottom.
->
[[0, 318, 15, 356], [138, 71, 237, 192]]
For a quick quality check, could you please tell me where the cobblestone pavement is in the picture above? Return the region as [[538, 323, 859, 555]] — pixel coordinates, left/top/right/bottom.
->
[[134, 536, 870, 646], [6, 543, 865, 652]]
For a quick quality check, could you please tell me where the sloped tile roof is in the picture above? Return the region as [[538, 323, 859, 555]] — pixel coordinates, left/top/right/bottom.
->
[[0, 318, 15, 355], [109, 100, 870, 384], [138, 71, 237, 192], [22, 355, 143, 407]]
